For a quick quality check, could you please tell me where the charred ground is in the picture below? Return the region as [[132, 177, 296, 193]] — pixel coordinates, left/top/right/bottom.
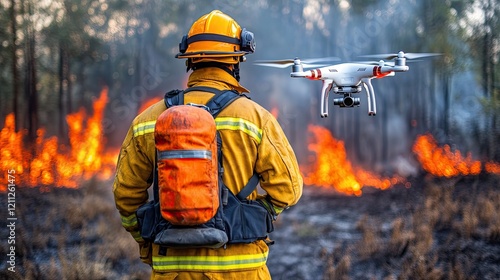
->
[[269, 175, 500, 279], [1, 175, 499, 280]]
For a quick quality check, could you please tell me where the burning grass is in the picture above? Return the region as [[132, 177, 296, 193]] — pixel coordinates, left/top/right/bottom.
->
[[301, 125, 408, 196], [0, 88, 118, 191]]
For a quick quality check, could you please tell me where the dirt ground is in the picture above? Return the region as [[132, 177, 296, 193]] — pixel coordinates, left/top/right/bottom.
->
[[1, 175, 499, 279]]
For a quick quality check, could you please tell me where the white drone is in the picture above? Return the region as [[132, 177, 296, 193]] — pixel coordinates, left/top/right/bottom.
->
[[255, 51, 440, 118]]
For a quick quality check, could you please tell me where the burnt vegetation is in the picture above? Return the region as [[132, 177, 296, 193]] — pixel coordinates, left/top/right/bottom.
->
[[1, 175, 499, 279], [268, 174, 500, 279], [0, 180, 150, 280]]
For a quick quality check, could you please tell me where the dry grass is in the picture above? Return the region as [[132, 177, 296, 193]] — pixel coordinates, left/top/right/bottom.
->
[[355, 215, 382, 260], [2, 178, 151, 280], [321, 246, 352, 280], [387, 217, 414, 257], [321, 176, 500, 279], [399, 252, 444, 280]]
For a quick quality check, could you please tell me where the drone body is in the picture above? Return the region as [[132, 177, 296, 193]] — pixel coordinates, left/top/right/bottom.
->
[[255, 51, 439, 117]]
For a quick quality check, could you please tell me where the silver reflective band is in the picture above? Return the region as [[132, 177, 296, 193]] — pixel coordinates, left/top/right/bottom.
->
[[158, 150, 212, 160]]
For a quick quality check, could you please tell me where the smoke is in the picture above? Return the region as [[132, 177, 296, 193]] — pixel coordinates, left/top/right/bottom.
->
[[100, 0, 486, 173], [448, 70, 485, 154]]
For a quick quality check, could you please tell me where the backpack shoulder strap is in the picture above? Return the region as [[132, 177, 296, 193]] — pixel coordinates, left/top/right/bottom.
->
[[205, 89, 242, 118], [198, 88, 258, 198], [163, 87, 249, 113], [163, 89, 184, 108], [153, 151, 159, 203], [183, 86, 221, 95], [236, 173, 259, 200]]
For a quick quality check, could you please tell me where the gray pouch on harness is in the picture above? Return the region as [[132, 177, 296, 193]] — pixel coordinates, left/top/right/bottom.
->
[[154, 227, 228, 249], [153, 203, 229, 248]]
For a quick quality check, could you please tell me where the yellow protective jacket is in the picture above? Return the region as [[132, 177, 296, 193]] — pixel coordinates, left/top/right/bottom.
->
[[112, 67, 303, 275]]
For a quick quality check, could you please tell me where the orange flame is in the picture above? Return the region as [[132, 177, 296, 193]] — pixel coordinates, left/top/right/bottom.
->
[[270, 107, 279, 119], [138, 96, 163, 114], [485, 161, 500, 175], [0, 87, 118, 191], [412, 133, 482, 177], [300, 125, 407, 196], [0, 114, 28, 178]]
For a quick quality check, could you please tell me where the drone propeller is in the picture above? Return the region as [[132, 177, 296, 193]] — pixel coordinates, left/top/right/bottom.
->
[[357, 60, 396, 66], [357, 59, 423, 66], [360, 51, 441, 60], [254, 62, 330, 69], [254, 56, 340, 68]]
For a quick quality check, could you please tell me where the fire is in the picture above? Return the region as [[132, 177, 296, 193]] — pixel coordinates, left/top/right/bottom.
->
[[0, 87, 118, 192], [412, 133, 481, 177], [412, 133, 500, 176], [301, 124, 407, 196], [138, 96, 163, 114], [485, 162, 500, 175], [0, 114, 28, 177], [270, 107, 279, 119]]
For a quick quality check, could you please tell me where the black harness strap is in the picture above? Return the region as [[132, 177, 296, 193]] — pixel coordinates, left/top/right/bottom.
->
[[237, 173, 260, 200], [183, 86, 222, 95], [153, 151, 159, 203], [163, 89, 184, 108]]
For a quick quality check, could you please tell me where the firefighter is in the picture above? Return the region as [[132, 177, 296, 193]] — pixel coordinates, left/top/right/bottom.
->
[[113, 10, 303, 279]]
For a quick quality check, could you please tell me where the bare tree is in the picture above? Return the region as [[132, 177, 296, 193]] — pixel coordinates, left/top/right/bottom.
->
[[10, 0, 20, 130]]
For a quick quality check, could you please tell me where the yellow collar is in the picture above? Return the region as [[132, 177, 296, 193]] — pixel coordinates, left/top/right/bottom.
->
[[186, 67, 250, 93]]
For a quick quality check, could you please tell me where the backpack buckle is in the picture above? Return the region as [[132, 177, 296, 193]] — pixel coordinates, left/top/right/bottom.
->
[[187, 103, 211, 113]]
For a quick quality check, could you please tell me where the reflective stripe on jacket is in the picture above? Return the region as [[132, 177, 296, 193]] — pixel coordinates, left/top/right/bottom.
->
[[152, 245, 269, 271]]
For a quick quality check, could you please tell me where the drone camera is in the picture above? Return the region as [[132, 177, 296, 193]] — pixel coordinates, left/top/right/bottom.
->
[[333, 94, 360, 108]]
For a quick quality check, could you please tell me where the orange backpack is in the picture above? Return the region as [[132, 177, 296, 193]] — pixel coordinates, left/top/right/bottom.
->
[[155, 104, 219, 225], [136, 87, 275, 249]]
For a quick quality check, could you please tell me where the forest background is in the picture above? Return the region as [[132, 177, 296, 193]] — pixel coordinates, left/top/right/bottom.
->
[[1, 0, 498, 168]]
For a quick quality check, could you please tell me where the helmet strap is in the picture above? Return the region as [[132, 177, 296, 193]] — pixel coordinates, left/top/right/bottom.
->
[[233, 62, 241, 82], [190, 61, 241, 82]]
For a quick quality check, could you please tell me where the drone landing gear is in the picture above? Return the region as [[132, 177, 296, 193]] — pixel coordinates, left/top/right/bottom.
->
[[361, 78, 377, 116]]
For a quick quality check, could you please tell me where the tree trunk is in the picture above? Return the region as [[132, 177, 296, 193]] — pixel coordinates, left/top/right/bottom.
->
[[58, 46, 67, 139], [67, 55, 72, 114], [443, 72, 450, 137], [429, 66, 436, 131], [24, 1, 38, 142], [10, 0, 19, 130], [381, 89, 388, 163]]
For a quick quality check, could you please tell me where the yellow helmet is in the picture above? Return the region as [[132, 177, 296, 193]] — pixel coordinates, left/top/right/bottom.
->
[[176, 10, 255, 64]]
